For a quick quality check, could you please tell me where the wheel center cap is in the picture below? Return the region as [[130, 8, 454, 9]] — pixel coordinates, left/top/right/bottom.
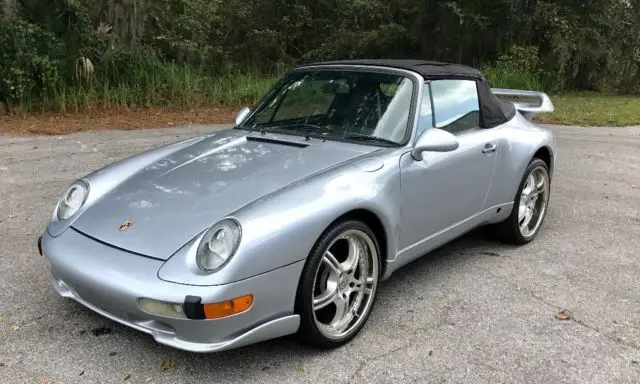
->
[[338, 275, 349, 291]]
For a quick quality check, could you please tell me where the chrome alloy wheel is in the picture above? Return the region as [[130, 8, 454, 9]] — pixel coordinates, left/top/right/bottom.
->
[[518, 166, 550, 238], [311, 229, 379, 340]]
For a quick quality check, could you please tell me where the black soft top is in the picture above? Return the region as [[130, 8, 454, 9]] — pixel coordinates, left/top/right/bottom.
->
[[307, 59, 483, 79], [301, 59, 515, 128]]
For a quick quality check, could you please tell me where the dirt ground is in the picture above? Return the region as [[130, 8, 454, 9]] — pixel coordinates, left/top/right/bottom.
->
[[0, 106, 236, 136]]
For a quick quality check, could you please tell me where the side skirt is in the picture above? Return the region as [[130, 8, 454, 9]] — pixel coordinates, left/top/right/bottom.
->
[[381, 202, 513, 280]]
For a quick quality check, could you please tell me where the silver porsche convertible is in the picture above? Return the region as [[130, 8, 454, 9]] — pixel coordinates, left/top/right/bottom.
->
[[39, 60, 555, 353]]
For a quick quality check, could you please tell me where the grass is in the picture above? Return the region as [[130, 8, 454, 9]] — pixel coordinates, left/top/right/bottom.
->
[[46, 69, 282, 113], [3, 56, 639, 132], [482, 65, 542, 91], [7, 47, 285, 113], [535, 92, 640, 127]]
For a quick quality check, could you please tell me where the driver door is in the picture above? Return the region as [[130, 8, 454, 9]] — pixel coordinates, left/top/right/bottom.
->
[[399, 79, 498, 259]]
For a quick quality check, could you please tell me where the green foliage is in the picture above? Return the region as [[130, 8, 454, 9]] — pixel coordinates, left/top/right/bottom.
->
[[483, 45, 543, 90], [1, 0, 639, 112], [482, 66, 542, 91], [18, 0, 99, 60], [0, 18, 63, 104], [496, 46, 542, 78], [52, 68, 280, 112], [143, 0, 225, 66]]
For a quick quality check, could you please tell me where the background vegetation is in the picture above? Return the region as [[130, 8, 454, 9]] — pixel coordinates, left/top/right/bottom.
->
[[1, 0, 639, 113]]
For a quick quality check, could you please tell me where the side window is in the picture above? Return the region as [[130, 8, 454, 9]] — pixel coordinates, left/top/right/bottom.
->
[[416, 84, 433, 139], [430, 80, 480, 135]]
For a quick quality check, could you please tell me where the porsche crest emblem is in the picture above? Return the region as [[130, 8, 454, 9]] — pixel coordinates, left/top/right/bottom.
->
[[119, 219, 134, 232]]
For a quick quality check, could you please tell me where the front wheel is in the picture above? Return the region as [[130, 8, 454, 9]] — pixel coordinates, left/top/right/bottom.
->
[[489, 158, 551, 244], [295, 220, 381, 348]]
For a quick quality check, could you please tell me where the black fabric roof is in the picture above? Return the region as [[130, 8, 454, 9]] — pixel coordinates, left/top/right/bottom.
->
[[303, 59, 483, 79]]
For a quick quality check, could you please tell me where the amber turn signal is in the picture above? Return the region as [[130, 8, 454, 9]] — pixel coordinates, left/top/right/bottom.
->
[[203, 294, 253, 319]]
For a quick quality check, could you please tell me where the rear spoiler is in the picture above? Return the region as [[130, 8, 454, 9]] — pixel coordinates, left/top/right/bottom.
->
[[491, 88, 554, 121]]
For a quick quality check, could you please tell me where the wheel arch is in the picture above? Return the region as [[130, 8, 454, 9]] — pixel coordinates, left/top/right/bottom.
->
[[293, 207, 390, 347], [324, 208, 390, 279], [532, 145, 554, 179]]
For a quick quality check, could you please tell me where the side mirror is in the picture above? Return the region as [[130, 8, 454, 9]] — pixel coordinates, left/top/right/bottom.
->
[[234, 107, 251, 127], [411, 128, 459, 161]]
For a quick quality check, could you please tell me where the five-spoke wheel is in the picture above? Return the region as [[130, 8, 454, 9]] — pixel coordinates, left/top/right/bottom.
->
[[518, 166, 549, 238], [296, 220, 380, 347], [489, 158, 551, 244]]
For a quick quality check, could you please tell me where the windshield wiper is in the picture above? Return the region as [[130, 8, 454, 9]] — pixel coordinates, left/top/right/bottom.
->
[[252, 123, 333, 141], [275, 123, 325, 131], [342, 133, 399, 147]]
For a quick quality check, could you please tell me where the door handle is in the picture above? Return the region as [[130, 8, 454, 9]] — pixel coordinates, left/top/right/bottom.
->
[[482, 143, 497, 154]]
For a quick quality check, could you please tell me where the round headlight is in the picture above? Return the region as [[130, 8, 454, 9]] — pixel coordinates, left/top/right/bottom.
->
[[57, 180, 89, 220], [196, 219, 241, 271]]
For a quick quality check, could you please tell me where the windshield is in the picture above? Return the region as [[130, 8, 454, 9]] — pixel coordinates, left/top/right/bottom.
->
[[238, 70, 415, 146]]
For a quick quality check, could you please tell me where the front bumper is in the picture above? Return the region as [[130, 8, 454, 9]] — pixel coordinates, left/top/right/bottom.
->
[[40, 229, 303, 353]]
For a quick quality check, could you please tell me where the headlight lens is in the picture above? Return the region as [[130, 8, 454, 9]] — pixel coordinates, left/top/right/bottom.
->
[[196, 219, 241, 271], [57, 180, 89, 220]]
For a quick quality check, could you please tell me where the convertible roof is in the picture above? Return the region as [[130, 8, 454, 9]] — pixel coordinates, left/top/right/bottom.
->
[[304, 59, 483, 79], [300, 59, 515, 129]]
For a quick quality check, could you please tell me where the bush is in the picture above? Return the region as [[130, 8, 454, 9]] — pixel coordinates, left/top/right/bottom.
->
[[482, 45, 543, 91], [97, 46, 165, 85], [496, 46, 542, 77], [482, 65, 542, 91], [0, 19, 63, 107]]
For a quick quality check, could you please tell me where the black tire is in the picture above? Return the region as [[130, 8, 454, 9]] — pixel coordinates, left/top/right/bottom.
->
[[294, 219, 381, 349], [488, 158, 550, 245]]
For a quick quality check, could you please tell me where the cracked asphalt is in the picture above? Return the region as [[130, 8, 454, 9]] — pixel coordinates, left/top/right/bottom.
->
[[1, 124, 639, 383]]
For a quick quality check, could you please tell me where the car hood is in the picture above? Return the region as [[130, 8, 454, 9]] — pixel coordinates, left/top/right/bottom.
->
[[72, 130, 375, 260]]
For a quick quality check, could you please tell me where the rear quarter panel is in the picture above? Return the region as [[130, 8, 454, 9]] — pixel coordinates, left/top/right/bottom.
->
[[484, 113, 555, 209]]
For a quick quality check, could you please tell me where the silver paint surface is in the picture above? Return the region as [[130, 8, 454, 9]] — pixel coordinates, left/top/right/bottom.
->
[[40, 65, 556, 352], [70, 130, 375, 260]]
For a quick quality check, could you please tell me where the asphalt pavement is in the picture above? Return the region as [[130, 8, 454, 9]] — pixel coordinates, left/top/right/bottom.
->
[[1, 124, 639, 383]]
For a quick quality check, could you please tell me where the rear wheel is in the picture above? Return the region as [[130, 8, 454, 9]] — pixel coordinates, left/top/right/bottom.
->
[[489, 158, 550, 244], [295, 220, 381, 348]]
